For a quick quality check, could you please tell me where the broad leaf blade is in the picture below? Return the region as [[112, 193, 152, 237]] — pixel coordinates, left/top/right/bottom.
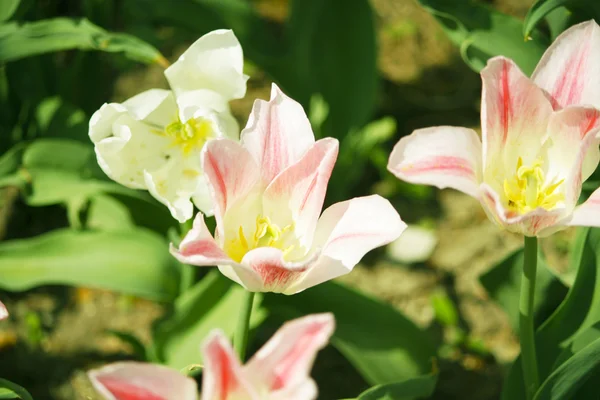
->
[[0, 228, 180, 301], [480, 248, 567, 333], [153, 271, 265, 369], [502, 228, 600, 399], [264, 281, 436, 385], [534, 336, 600, 400]]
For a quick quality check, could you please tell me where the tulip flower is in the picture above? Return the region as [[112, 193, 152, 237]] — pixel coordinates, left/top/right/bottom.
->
[[171, 84, 406, 294], [388, 20, 600, 237], [89, 30, 248, 222], [88, 313, 334, 400], [0, 301, 7, 320]]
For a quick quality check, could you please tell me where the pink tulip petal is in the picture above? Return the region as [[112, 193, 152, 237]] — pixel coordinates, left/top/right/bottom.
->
[[288, 195, 406, 293], [170, 213, 233, 266], [240, 84, 315, 184], [240, 247, 314, 293], [532, 20, 600, 109], [387, 126, 482, 198], [201, 331, 257, 400], [481, 57, 554, 171], [546, 106, 600, 206], [0, 301, 7, 320], [270, 381, 318, 400], [568, 187, 600, 227], [479, 184, 565, 237], [203, 138, 260, 232], [263, 138, 339, 247], [245, 313, 334, 393], [88, 362, 197, 400]]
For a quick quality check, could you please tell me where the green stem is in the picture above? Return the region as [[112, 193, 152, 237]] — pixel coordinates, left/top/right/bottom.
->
[[520, 236, 540, 399], [234, 290, 255, 361]]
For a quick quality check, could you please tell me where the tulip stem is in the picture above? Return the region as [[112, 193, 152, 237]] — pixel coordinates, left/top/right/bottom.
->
[[234, 290, 255, 361], [520, 236, 540, 399]]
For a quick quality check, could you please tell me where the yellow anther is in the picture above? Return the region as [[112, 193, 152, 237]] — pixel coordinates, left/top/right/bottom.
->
[[503, 157, 564, 214], [161, 115, 213, 155], [224, 215, 296, 262]]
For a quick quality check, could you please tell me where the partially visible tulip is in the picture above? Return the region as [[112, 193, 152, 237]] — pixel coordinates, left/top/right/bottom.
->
[[171, 84, 406, 294], [89, 30, 248, 222], [88, 313, 335, 400], [388, 20, 600, 237], [0, 301, 7, 320]]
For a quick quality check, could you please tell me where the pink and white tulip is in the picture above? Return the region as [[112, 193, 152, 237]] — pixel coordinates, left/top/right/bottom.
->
[[0, 301, 7, 320], [388, 20, 600, 237], [171, 84, 406, 293], [88, 313, 335, 400]]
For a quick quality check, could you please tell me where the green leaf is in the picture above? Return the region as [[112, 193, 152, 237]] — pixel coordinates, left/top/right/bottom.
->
[[0, 378, 33, 400], [0, 0, 20, 22], [153, 271, 265, 369], [0, 18, 167, 65], [34, 97, 87, 141], [534, 336, 600, 400], [479, 247, 567, 333], [356, 372, 438, 400], [20, 138, 149, 208], [524, 0, 600, 39], [309, 0, 378, 137], [264, 281, 436, 385], [0, 228, 180, 301], [416, 0, 548, 74], [502, 228, 600, 399]]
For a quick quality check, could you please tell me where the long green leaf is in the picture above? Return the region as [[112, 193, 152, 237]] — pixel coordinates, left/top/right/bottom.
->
[[356, 372, 438, 400], [153, 271, 265, 369], [479, 248, 567, 333], [416, 0, 548, 74], [308, 0, 378, 138], [502, 228, 600, 399], [264, 281, 436, 385], [0, 18, 167, 65], [534, 336, 600, 400], [0, 228, 180, 301], [0, 378, 33, 400], [0, 0, 20, 22]]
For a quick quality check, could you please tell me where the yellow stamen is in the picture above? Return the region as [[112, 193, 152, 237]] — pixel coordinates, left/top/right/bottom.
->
[[225, 215, 296, 262], [159, 115, 214, 155], [503, 157, 564, 214]]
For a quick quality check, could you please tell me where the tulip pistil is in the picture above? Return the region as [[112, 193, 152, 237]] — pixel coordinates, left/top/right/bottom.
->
[[162, 116, 214, 155], [225, 215, 296, 262], [504, 157, 564, 214]]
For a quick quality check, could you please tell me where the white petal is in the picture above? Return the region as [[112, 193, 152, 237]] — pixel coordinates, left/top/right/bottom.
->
[[244, 313, 334, 394], [241, 84, 315, 184], [568, 187, 600, 227], [0, 301, 7, 320], [89, 90, 177, 190], [480, 57, 553, 175], [532, 20, 600, 109], [287, 195, 406, 293], [88, 362, 197, 400], [200, 330, 258, 400], [165, 30, 248, 104], [388, 126, 482, 198]]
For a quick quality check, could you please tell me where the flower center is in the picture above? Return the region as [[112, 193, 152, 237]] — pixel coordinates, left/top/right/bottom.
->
[[162, 116, 213, 156], [225, 215, 296, 263], [503, 157, 564, 214]]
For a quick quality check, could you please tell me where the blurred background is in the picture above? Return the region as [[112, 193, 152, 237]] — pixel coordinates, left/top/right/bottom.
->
[[0, 0, 598, 398]]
